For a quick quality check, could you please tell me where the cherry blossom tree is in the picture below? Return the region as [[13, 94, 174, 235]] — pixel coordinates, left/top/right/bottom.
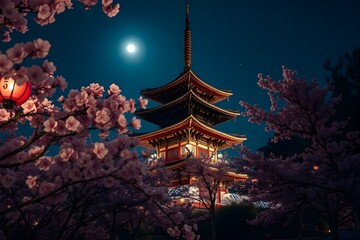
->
[[172, 155, 242, 240], [324, 47, 360, 131], [0, 3, 199, 240], [239, 67, 360, 240]]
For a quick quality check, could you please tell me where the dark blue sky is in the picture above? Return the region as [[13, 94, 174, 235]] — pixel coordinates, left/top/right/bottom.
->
[[2, 0, 360, 151]]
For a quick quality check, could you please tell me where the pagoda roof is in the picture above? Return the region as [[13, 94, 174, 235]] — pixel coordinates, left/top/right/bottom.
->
[[165, 158, 248, 181], [135, 115, 246, 150], [140, 69, 233, 104], [135, 90, 239, 128]]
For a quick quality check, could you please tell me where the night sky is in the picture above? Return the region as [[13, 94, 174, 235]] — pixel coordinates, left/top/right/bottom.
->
[[2, 0, 360, 151]]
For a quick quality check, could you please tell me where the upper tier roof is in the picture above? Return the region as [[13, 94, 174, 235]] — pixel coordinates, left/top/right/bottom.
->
[[140, 69, 233, 104], [134, 115, 246, 150], [135, 90, 239, 128]]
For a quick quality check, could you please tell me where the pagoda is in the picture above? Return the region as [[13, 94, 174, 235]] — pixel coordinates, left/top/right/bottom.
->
[[135, 2, 247, 192]]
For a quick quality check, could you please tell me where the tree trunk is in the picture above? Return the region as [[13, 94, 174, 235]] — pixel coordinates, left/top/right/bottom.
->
[[329, 224, 339, 240], [211, 213, 216, 240]]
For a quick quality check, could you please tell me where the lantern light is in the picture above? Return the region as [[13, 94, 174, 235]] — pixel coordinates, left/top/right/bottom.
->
[[0, 77, 31, 109]]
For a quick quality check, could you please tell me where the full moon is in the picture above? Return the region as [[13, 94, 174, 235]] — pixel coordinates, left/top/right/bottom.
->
[[126, 44, 136, 53]]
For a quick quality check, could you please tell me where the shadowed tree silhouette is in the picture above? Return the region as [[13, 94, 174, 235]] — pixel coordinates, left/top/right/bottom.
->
[[324, 47, 360, 131]]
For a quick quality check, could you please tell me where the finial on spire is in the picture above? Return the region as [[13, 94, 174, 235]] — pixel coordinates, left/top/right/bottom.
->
[[186, 0, 190, 24], [184, 0, 192, 71]]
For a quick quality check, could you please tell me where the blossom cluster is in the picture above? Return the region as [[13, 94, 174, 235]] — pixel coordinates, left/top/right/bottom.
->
[[239, 67, 360, 229], [0, 42, 199, 239], [0, 0, 120, 42], [167, 223, 199, 240], [0, 3, 201, 238]]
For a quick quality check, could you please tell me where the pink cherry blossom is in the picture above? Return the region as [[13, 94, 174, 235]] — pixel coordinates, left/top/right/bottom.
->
[[67, 167, 82, 181], [60, 147, 75, 162], [63, 99, 77, 112], [99, 130, 109, 139], [83, 167, 96, 180], [39, 181, 55, 195], [37, 4, 51, 20], [77, 153, 93, 168], [1, 2, 17, 19], [54, 1, 66, 14], [28, 146, 44, 157], [65, 116, 80, 131], [95, 108, 111, 124], [1, 171, 17, 189], [6, 43, 27, 64], [102, 3, 120, 17], [102, 0, 113, 7], [0, 53, 14, 73], [87, 83, 104, 97], [75, 91, 89, 106], [139, 96, 148, 109], [167, 226, 180, 237], [43, 117, 58, 132], [131, 117, 141, 130], [2, 31, 11, 42], [13, 67, 29, 85], [108, 83, 121, 95], [120, 149, 132, 159], [117, 114, 127, 128], [21, 99, 37, 114], [33, 38, 51, 58], [93, 142, 109, 159], [55, 76, 67, 90], [41, 98, 55, 111], [86, 95, 97, 107], [35, 156, 52, 171], [192, 223, 198, 231], [0, 109, 11, 122], [26, 175, 38, 189], [129, 99, 136, 113], [42, 60, 56, 74], [28, 65, 44, 84], [86, 106, 98, 119]]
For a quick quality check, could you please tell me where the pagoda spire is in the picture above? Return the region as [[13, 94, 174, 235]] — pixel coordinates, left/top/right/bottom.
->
[[183, 0, 191, 71]]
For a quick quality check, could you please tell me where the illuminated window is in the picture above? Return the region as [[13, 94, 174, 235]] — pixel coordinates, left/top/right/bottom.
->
[[181, 144, 196, 156]]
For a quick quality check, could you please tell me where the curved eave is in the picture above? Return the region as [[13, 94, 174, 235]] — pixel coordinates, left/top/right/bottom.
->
[[135, 90, 239, 124], [136, 115, 246, 149], [189, 69, 233, 102], [226, 172, 248, 181], [207, 166, 248, 181], [165, 161, 247, 180], [141, 69, 233, 104], [192, 90, 239, 117], [136, 90, 189, 116], [136, 117, 191, 143], [166, 159, 187, 170], [191, 117, 247, 149]]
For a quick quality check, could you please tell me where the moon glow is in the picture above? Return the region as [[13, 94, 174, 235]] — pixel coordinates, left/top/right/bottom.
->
[[126, 44, 136, 53]]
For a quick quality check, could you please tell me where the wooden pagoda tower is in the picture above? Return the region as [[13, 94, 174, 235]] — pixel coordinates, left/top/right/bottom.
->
[[135, 2, 247, 197]]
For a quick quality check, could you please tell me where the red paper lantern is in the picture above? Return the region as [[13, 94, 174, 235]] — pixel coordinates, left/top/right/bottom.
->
[[0, 77, 32, 108]]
